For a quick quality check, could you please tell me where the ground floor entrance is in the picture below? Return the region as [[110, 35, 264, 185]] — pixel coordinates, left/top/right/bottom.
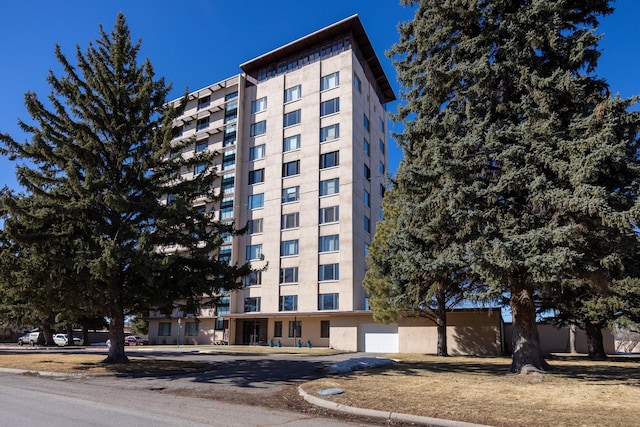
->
[[237, 318, 268, 345]]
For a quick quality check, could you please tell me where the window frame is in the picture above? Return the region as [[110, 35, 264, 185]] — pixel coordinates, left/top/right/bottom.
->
[[281, 212, 300, 229], [319, 234, 339, 253], [279, 295, 298, 311], [320, 124, 340, 142], [282, 160, 300, 177], [320, 98, 340, 117], [283, 109, 301, 127], [318, 263, 339, 281], [320, 151, 339, 169], [280, 266, 299, 284], [284, 85, 302, 103], [280, 239, 299, 257], [283, 134, 301, 152], [320, 71, 340, 91], [319, 206, 339, 224], [251, 96, 267, 114], [250, 120, 267, 137], [281, 186, 300, 203], [320, 178, 339, 196], [249, 144, 266, 161]]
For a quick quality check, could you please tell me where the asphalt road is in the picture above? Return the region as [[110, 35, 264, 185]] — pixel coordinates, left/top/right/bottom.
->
[[0, 347, 386, 426], [0, 372, 362, 427]]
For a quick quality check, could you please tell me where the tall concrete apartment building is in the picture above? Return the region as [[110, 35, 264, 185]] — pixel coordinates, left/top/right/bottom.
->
[[147, 15, 396, 351]]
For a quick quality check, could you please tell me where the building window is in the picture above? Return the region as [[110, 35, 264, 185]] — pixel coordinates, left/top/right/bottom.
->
[[284, 109, 301, 127], [197, 117, 209, 131], [280, 267, 299, 284], [225, 94, 238, 123], [251, 96, 267, 114], [215, 318, 225, 330], [274, 321, 283, 337], [194, 162, 207, 175], [218, 246, 232, 263], [364, 138, 370, 156], [320, 98, 340, 116], [364, 114, 370, 132], [281, 239, 299, 257], [248, 193, 264, 210], [249, 169, 265, 185], [319, 235, 339, 252], [281, 212, 300, 229], [354, 73, 362, 92], [364, 190, 370, 207], [282, 186, 300, 203], [244, 271, 262, 287], [195, 139, 208, 153], [320, 124, 339, 143], [319, 263, 339, 281], [364, 242, 370, 257], [279, 295, 298, 311], [222, 151, 236, 170], [198, 96, 210, 110], [248, 218, 263, 234], [364, 164, 371, 181], [158, 322, 171, 336], [320, 151, 339, 169], [319, 206, 339, 224], [185, 322, 198, 337], [222, 174, 234, 195], [320, 320, 330, 338], [364, 215, 371, 233], [283, 134, 301, 152], [320, 178, 339, 196], [216, 296, 230, 315], [379, 118, 385, 133], [380, 183, 386, 197], [220, 197, 234, 220], [380, 138, 386, 153], [246, 244, 263, 260], [318, 293, 339, 310], [244, 297, 261, 312], [282, 160, 300, 177], [379, 161, 385, 175], [224, 126, 237, 147], [380, 206, 384, 221], [288, 320, 302, 338], [249, 144, 266, 160], [284, 85, 302, 103], [320, 72, 339, 91], [250, 120, 267, 137]]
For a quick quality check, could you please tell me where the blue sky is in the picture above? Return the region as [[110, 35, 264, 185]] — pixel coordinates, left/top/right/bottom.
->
[[1, 0, 639, 192]]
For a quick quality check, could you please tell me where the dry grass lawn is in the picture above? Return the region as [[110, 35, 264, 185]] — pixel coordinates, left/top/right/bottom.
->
[[0, 352, 210, 374], [302, 354, 640, 427]]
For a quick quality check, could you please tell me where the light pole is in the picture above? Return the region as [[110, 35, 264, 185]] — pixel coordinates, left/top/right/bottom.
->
[[177, 318, 182, 349]]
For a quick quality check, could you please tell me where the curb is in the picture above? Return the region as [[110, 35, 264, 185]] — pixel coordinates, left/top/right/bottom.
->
[[297, 386, 492, 427]]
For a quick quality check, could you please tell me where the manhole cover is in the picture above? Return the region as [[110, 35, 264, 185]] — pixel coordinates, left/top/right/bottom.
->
[[318, 388, 345, 396]]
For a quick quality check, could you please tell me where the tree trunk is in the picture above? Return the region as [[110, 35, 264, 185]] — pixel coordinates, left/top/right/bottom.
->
[[509, 279, 548, 373], [42, 323, 55, 346], [66, 324, 75, 346], [585, 322, 607, 360], [435, 289, 448, 356], [103, 308, 129, 364], [568, 324, 577, 354]]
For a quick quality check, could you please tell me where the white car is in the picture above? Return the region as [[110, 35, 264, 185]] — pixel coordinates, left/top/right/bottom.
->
[[53, 333, 83, 346]]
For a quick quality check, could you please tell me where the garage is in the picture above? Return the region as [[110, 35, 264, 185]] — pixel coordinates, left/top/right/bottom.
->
[[359, 323, 399, 353]]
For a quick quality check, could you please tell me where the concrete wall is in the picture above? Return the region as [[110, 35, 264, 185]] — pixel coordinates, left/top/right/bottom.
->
[[328, 310, 503, 356], [503, 323, 616, 355]]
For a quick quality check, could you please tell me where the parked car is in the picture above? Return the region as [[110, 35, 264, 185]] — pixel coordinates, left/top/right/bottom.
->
[[52, 333, 83, 346], [106, 336, 147, 347], [17, 331, 44, 346], [124, 335, 145, 346]]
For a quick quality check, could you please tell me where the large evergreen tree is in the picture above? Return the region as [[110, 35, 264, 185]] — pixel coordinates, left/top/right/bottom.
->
[[389, 0, 640, 372], [0, 14, 250, 363]]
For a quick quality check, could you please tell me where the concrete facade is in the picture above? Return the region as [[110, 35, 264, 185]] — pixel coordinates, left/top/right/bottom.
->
[[147, 15, 400, 351]]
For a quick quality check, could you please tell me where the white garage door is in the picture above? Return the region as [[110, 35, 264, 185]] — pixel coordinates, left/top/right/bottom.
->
[[360, 324, 399, 353]]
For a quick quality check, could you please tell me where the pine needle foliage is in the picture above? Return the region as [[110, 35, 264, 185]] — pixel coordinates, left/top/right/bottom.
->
[[0, 14, 251, 363], [387, 0, 640, 372]]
